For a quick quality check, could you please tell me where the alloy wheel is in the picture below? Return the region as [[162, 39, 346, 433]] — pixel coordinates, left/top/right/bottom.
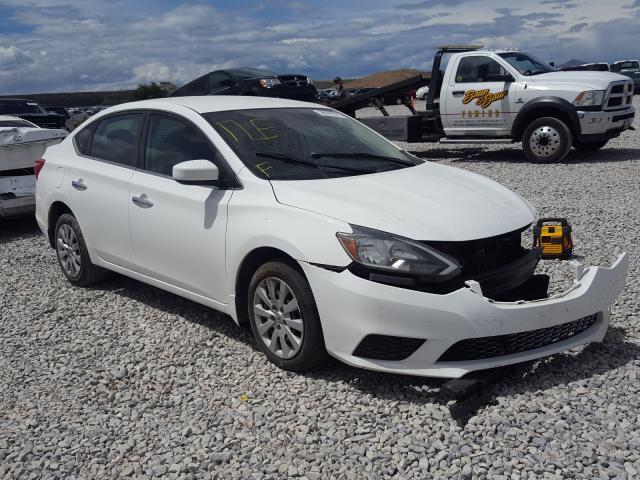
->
[[253, 277, 304, 359], [56, 224, 81, 277]]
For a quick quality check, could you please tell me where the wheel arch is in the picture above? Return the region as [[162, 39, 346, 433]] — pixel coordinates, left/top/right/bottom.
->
[[512, 97, 580, 140], [47, 201, 75, 248], [234, 247, 305, 327]]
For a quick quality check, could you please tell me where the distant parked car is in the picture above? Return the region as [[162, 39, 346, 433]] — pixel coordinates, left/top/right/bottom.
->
[[416, 85, 430, 100], [0, 99, 67, 130], [171, 68, 318, 102], [44, 106, 75, 131], [610, 60, 640, 93]]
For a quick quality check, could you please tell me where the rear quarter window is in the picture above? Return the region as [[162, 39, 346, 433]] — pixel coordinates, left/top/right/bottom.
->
[[74, 126, 94, 155]]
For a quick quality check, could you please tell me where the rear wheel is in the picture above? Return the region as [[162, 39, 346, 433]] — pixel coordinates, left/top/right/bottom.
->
[[573, 139, 608, 151], [54, 214, 107, 286], [247, 261, 328, 371], [522, 117, 572, 163]]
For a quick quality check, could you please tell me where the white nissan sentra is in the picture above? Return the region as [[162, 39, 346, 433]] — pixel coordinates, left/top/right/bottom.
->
[[35, 97, 629, 378]]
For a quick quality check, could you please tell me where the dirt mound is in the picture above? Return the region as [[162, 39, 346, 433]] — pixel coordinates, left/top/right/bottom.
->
[[345, 69, 429, 88]]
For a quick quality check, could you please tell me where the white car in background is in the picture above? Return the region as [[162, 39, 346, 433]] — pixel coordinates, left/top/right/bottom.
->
[[416, 85, 430, 100], [35, 97, 628, 378]]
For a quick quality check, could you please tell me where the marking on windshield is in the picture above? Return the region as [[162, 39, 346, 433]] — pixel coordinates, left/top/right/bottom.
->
[[256, 161, 272, 177], [215, 119, 279, 143]]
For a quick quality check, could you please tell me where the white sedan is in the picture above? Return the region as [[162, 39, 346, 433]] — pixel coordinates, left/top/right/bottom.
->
[[35, 96, 628, 378]]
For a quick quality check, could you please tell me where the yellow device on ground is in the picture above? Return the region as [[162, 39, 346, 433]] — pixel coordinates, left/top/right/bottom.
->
[[533, 218, 573, 259]]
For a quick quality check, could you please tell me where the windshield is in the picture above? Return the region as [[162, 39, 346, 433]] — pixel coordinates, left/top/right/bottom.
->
[[617, 61, 639, 70], [0, 100, 46, 115], [498, 52, 554, 76], [205, 108, 420, 180]]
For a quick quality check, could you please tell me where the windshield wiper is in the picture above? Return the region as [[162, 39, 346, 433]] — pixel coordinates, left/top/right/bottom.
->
[[311, 152, 418, 166], [254, 151, 375, 174]]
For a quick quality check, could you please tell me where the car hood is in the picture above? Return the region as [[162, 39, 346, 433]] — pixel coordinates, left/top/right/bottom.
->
[[270, 162, 536, 241], [528, 71, 630, 89]]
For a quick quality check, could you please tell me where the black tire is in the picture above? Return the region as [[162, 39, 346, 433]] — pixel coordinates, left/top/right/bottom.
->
[[247, 261, 328, 372], [522, 117, 572, 163], [573, 139, 608, 151], [54, 213, 107, 286]]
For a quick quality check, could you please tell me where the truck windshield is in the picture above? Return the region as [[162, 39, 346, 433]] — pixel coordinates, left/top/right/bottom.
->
[[616, 61, 639, 69], [205, 108, 420, 180], [498, 52, 554, 76]]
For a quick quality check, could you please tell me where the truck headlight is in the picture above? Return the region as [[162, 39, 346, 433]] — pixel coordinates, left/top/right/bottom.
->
[[259, 78, 281, 88], [573, 90, 604, 107], [336, 225, 461, 281]]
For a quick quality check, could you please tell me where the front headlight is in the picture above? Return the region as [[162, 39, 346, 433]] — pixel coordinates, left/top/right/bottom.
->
[[573, 90, 604, 107], [336, 225, 461, 282], [259, 78, 281, 88]]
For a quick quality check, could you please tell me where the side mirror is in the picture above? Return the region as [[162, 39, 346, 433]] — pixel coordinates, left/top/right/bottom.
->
[[172, 160, 222, 187]]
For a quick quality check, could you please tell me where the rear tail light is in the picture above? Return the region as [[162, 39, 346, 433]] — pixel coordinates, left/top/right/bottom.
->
[[34, 158, 45, 179]]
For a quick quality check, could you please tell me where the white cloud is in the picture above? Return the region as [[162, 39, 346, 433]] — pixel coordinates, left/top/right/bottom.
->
[[0, 46, 33, 69]]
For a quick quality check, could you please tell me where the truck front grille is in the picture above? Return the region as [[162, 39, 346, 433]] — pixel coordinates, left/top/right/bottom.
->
[[438, 313, 598, 362], [604, 81, 634, 110], [277, 75, 310, 87]]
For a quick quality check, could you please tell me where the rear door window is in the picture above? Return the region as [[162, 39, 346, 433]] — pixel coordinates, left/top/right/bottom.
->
[[90, 113, 143, 167]]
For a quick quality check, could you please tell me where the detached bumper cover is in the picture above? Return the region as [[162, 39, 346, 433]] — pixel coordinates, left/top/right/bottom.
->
[[302, 253, 629, 378]]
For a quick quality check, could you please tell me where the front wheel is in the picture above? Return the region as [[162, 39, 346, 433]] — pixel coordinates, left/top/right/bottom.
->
[[522, 117, 572, 163], [247, 261, 328, 371], [573, 139, 608, 151]]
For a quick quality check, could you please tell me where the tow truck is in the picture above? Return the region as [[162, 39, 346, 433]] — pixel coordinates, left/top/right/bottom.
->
[[333, 46, 636, 162]]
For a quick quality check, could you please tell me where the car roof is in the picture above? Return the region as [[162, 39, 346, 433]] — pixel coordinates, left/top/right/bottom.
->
[[105, 96, 321, 115]]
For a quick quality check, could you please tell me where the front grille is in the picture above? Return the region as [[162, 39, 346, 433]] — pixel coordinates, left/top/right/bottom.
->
[[438, 313, 598, 362], [353, 334, 426, 361], [605, 81, 634, 110], [607, 97, 623, 108], [425, 228, 526, 276], [277, 75, 309, 87]]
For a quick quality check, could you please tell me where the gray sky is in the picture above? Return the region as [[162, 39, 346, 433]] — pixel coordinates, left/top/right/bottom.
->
[[0, 0, 639, 94]]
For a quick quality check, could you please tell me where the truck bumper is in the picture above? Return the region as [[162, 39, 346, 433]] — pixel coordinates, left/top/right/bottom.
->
[[302, 253, 629, 378], [577, 106, 635, 140]]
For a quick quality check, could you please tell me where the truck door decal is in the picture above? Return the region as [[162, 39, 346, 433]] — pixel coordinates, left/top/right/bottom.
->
[[462, 89, 509, 108]]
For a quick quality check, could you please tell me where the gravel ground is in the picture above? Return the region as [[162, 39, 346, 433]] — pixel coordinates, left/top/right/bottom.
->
[[1, 98, 639, 479]]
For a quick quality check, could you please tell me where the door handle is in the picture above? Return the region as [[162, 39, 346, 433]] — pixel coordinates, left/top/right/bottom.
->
[[132, 194, 154, 208], [71, 179, 87, 191], [452, 90, 465, 96]]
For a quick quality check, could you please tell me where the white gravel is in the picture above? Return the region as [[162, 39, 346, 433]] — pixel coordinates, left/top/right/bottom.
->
[[1, 98, 639, 479]]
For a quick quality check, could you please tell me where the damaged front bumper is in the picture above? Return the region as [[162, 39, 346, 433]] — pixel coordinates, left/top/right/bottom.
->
[[301, 253, 629, 378]]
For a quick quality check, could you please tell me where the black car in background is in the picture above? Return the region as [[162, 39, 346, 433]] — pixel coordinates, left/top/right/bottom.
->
[[171, 68, 317, 102], [0, 99, 67, 130]]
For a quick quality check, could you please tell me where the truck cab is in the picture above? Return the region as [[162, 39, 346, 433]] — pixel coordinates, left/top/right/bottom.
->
[[425, 47, 636, 162]]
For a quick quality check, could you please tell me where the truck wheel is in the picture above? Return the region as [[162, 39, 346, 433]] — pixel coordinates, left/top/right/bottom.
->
[[248, 261, 328, 372], [522, 117, 572, 163], [573, 139, 608, 151]]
